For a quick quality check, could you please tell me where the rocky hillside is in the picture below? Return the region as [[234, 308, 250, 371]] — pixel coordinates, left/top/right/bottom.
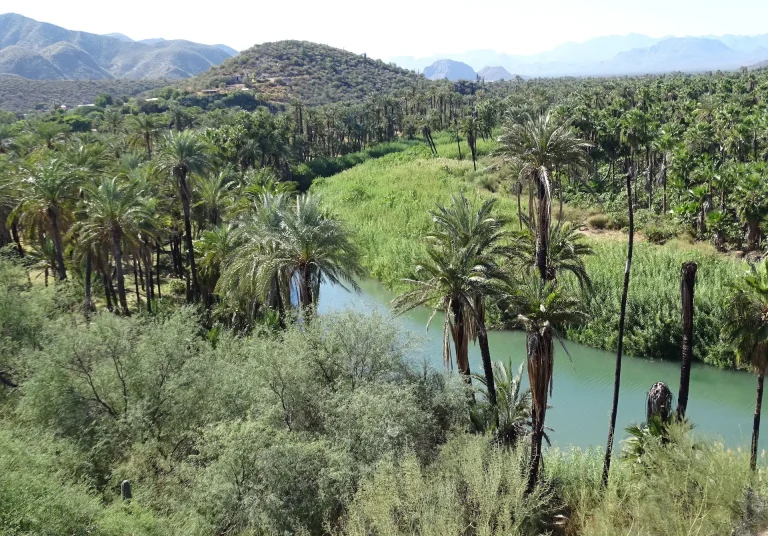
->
[[0, 13, 235, 80], [193, 40, 424, 105], [423, 59, 476, 81]]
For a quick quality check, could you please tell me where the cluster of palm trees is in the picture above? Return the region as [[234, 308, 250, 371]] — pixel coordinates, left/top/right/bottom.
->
[[395, 112, 594, 491], [1, 119, 362, 327]]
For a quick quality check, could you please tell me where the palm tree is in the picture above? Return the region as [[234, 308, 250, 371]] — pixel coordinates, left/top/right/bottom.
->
[[218, 193, 291, 326], [499, 276, 586, 492], [499, 112, 591, 281], [394, 243, 492, 380], [727, 261, 768, 471], [14, 159, 78, 280], [128, 114, 160, 159], [427, 194, 510, 409], [220, 194, 363, 319], [157, 131, 209, 302], [472, 358, 535, 448], [194, 170, 233, 227], [73, 177, 154, 314], [101, 108, 126, 135]]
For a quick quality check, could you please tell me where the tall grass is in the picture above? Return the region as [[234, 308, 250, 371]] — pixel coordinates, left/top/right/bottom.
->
[[565, 240, 744, 366]]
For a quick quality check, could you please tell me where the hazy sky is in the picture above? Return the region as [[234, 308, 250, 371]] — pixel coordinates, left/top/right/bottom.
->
[[9, 0, 768, 59]]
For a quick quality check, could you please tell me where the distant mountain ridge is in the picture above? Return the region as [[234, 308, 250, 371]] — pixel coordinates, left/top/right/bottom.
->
[[392, 33, 768, 77], [0, 13, 237, 80]]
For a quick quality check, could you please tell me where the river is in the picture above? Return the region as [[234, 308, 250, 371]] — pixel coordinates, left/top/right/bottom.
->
[[318, 278, 758, 450]]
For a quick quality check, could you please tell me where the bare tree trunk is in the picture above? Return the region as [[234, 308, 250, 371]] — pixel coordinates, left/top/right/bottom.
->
[[677, 261, 697, 419], [602, 160, 635, 487], [752, 373, 764, 471]]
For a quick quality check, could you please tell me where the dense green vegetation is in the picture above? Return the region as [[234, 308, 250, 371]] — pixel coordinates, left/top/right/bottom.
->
[[2, 259, 768, 535], [6, 52, 768, 534]]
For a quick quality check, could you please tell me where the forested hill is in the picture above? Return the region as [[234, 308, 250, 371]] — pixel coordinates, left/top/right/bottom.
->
[[192, 40, 425, 105]]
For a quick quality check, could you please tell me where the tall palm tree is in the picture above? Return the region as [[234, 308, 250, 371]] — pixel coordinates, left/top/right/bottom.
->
[[427, 194, 510, 409], [14, 159, 78, 280], [499, 276, 586, 492], [157, 131, 209, 302], [73, 177, 154, 314], [727, 261, 768, 471], [602, 165, 635, 486], [394, 244, 494, 380], [499, 112, 591, 281]]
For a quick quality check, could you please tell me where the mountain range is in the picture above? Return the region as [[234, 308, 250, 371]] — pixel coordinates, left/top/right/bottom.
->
[[394, 34, 768, 77], [0, 13, 236, 80]]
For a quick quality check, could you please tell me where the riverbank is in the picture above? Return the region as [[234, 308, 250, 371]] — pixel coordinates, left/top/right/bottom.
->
[[312, 143, 747, 368]]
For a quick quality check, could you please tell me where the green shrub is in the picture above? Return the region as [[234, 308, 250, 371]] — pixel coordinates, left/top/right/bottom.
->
[[587, 213, 610, 230], [167, 278, 186, 296], [339, 435, 555, 536]]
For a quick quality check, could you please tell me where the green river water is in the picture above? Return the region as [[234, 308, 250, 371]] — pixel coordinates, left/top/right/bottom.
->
[[318, 278, 759, 451]]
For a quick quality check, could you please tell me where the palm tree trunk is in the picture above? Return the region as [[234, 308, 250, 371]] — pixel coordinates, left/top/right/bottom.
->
[[84, 250, 93, 316], [178, 172, 199, 302], [602, 160, 635, 488], [102, 269, 113, 312], [477, 316, 497, 419], [535, 170, 550, 281], [145, 250, 154, 313], [10, 219, 23, 256], [48, 212, 67, 280], [677, 261, 697, 419], [526, 324, 553, 494], [451, 300, 471, 381], [133, 257, 141, 309], [111, 228, 130, 315], [752, 373, 765, 471], [156, 245, 162, 299]]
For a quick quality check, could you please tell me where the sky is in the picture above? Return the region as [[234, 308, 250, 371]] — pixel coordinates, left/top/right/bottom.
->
[[8, 0, 768, 59]]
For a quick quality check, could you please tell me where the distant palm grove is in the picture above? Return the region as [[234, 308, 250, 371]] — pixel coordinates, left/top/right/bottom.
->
[[6, 63, 768, 534]]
